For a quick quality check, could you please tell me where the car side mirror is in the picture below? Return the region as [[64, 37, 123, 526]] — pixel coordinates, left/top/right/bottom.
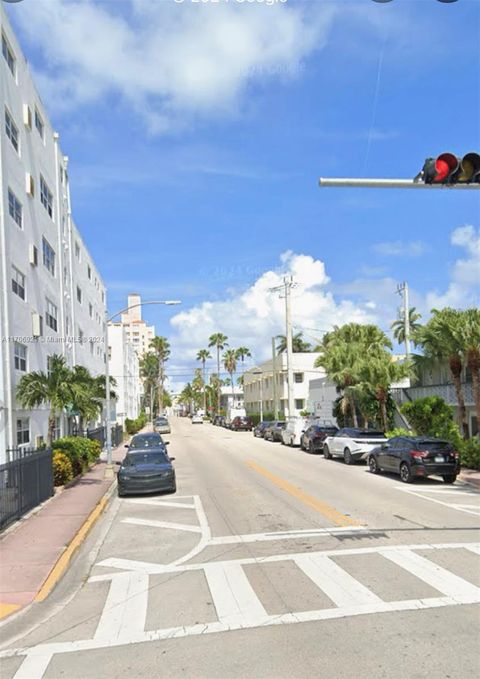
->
[[115, 460, 122, 466], [164, 441, 170, 445], [124, 444, 130, 448], [301, 430, 305, 433]]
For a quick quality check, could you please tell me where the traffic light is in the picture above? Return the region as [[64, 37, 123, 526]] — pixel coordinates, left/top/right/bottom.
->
[[417, 152, 480, 184]]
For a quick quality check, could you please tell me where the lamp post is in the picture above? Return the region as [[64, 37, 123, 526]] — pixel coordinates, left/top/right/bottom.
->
[[104, 299, 181, 477], [252, 370, 263, 422]]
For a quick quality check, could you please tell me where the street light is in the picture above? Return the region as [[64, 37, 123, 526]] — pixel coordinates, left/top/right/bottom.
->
[[104, 299, 181, 477], [252, 370, 264, 422]]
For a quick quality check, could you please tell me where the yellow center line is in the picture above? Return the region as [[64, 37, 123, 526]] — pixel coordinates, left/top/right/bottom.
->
[[0, 602, 21, 620], [246, 460, 360, 527]]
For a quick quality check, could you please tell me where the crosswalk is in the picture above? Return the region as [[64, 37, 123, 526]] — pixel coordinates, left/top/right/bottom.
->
[[2, 542, 479, 679], [395, 484, 480, 516]]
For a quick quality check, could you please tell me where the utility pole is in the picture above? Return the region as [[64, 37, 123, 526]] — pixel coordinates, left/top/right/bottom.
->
[[272, 337, 278, 420], [396, 282, 410, 358], [269, 276, 296, 419]]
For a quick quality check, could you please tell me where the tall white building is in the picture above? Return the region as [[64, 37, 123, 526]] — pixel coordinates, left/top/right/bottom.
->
[[107, 323, 140, 426], [120, 293, 155, 358], [243, 353, 324, 418], [0, 9, 106, 459]]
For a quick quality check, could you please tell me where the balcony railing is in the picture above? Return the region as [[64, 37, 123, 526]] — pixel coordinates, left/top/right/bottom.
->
[[405, 382, 474, 406]]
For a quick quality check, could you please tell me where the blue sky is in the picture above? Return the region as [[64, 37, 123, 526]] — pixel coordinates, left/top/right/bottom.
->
[[7, 0, 480, 385]]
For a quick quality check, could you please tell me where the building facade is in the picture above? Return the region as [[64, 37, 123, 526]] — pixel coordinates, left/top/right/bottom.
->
[[307, 377, 338, 424], [120, 293, 155, 359], [243, 353, 324, 418], [107, 323, 140, 426], [0, 9, 106, 459]]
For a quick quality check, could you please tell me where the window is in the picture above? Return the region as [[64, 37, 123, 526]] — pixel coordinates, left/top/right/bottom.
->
[[8, 188, 22, 227], [76, 286, 82, 303], [89, 303, 93, 318], [34, 108, 44, 139], [87, 264, 91, 279], [16, 418, 30, 446], [63, 266, 68, 285], [75, 241, 81, 260], [90, 340, 94, 354], [2, 34, 15, 76], [101, 291, 105, 303], [47, 355, 54, 377], [42, 237, 55, 275], [295, 399, 304, 410], [294, 373, 304, 383], [65, 317, 71, 335], [14, 342, 27, 371], [45, 298, 58, 332], [11, 265, 25, 300], [53, 417, 61, 441], [40, 176, 53, 218], [5, 108, 19, 152]]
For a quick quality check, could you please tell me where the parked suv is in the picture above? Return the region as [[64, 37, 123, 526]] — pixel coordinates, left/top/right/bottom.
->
[[281, 418, 311, 447], [323, 428, 387, 464], [368, 436, 460, 484], [253, 421, 273, 437], [300, 425, 339, 453], [230, 416, 253, 431]]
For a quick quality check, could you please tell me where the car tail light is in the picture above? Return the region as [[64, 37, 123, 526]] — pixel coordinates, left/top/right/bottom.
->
[[410, 450, 428, 459], [452, 450, 460, 459]]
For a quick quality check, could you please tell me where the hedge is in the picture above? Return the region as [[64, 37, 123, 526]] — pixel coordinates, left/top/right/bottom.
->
[[52, 451, 74, 486], [52, 436, 101, 476], [125, 412, 147, 435]]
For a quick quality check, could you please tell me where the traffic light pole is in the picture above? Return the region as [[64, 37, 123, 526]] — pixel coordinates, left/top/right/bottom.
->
[[319, 178, 480, 189]]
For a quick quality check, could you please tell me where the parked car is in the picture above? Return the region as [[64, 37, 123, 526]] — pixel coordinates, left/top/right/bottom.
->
[[128, 432, 165, 449], [263, 421, 287, 442], [153, 416, 171, 435], [281, 418, 314, 447], [300, 425, 339, 453], [253, 421, 273, 437], [191, 414, 203, 424], [117, 448, 176, 497], [230, 416, 253, 431], [323, 428, 387, 465], [213, 415, 223, 426], [368, 436, 460, 484]]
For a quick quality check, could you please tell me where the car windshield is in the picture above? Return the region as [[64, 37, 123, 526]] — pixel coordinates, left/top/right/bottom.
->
[[156, 418, 168, 425], [130, 435, 163, 448], [415, 440, 453, 451], [125, 452, 169, 466]]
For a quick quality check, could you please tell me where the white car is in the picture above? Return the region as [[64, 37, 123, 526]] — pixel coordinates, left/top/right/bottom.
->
[[323, 428, 387, 465], [191, 414, 203, 424], [281, 418, 312, 447]]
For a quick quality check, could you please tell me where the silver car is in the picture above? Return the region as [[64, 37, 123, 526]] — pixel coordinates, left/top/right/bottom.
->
[[153, 416, 171, 435]]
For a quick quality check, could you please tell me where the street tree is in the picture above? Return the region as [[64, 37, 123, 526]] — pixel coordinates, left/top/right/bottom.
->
[[208, 333, 229, 412], [223, 349, 237, 411], [149, 336, 170, 414], [140, 352, 159, 418], [276, 332, 312, 354], [391, 307, 422, 346], [196, 348, 212, 415]]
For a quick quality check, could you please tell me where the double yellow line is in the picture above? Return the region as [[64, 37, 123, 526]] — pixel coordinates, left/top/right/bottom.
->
[[246, 460, 360, 527]]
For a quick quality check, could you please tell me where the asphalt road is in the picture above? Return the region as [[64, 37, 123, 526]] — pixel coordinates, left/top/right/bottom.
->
[[1, 418, 479, 679]]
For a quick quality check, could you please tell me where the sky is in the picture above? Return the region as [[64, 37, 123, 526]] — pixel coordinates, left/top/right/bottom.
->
[[6, 0, 480, 390]]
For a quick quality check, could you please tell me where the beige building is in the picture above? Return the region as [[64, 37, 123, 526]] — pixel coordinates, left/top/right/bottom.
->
[[120, 293, 155, 358]]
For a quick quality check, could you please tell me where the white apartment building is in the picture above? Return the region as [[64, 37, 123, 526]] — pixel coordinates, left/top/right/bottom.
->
[[120, 293, 155, 358], [219, 385, 244, 411], [0, 9, 106, 459], [107, 323, 140, 426], [243, 352, 324, 418]]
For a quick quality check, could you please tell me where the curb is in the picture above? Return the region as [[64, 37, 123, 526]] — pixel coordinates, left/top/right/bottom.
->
[[0, 478, 117, 622]]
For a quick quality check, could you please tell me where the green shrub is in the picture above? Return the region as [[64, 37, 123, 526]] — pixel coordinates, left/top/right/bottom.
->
[[52, 451, 74, 486], [125, 414, 147, 435], [386, 427, 412, 438], [401, 396, 455, 436], [52, 437, 99, 475], [459, 438, 480, 470], [250, 412, 276, 426]]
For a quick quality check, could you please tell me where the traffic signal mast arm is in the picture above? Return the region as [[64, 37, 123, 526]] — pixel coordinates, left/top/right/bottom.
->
[[318, 178, 479, 189]]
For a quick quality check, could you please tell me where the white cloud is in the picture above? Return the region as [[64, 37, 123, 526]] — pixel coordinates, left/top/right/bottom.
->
[[13, 0, 337, 132], [372, 241, 428, 257], [426, 225, 480, 309]]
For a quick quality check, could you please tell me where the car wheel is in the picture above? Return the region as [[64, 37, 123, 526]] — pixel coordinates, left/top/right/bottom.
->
[[443, 474, 457, 484], [368, 456, 380, 474], [308, 441, 315, 454], [300, 439, 305, 451], [118, 489, 126, 498], [323, 445, 331, 459], [343, 448, 355, 465], [170, 483, 177, 494], [400, 462, 413, 483]]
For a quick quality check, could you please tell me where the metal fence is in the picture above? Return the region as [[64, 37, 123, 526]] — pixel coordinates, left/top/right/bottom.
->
[[0, 448, 54, 532], [71, 424, 123, 449]]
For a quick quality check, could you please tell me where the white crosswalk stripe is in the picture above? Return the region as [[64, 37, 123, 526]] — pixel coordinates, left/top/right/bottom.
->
[[395, 485, 480, 516]]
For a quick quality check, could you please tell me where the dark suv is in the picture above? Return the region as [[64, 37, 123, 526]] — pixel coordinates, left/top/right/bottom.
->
[[300, 425, 339, 453], [263, 421, 286, 442], [368, 436, 460, 484], [231, 416, 253, 431]]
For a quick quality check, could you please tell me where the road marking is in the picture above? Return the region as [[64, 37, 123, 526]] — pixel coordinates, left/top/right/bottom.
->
[[393, 487, 478, 495], [0, 602, 21, 620], [122, 518, 202, 533], [124, 499, 196, 509], [382, 549, 480, 601], [246, 460, 360, 527], [92, 571, 149, 641], [9, 651, 53, 679], [208, 526, 368, 546], [203, 563, 268, 626], [294, 554, 382, 607], [465, 545, 480, 555], [395, 486, 480, 517]]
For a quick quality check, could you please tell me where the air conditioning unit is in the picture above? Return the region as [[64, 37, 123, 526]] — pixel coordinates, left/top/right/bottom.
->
[[32, 313, 43, 338], [23, 104, 32, 129], [25, 173, 35, 197], [29, 244, 38, 266]]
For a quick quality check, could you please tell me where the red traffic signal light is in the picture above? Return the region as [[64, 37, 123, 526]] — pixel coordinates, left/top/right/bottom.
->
[[418, 152, 480, 184]]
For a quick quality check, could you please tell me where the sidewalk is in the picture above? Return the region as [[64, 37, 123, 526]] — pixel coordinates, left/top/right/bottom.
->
[[0, 439, 127, 622], [458, 468, 480, 490]]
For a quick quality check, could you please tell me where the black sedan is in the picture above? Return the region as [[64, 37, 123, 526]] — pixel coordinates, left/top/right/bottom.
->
[[300, 425, 339, 453], [253, 421, 273, 437], [117, 448, 176, 496], [128, 432, 165, 449], [368, 436, 460, 484], [263, 421, 286, 442]]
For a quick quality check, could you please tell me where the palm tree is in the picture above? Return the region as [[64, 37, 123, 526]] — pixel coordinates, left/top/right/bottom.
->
[[462, 308, 480, 434], [196, 349, 212, 414], [70, 365, 116, 431], [358, 353, 410, 431], [237, 374, 244, 387], [223, 349, 237, 411], [140, 352, 159, 419], [391, 307, 422, 347], [235, 347, 251, 364], [415, 308, 469, 437], [150, 336, 170, 414], [276, 332, 312, 355], [16, 354, 74, 446], [208, 333, 228, 412]]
